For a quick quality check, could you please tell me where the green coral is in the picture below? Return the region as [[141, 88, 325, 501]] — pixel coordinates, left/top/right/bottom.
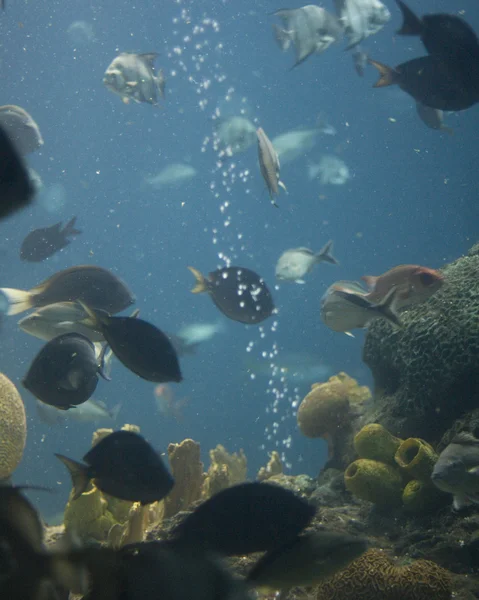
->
[[63, 485, 118, 542], [354, 424, 402, 464], [344, 459, 403, 506], [394, 438, 438, 481]]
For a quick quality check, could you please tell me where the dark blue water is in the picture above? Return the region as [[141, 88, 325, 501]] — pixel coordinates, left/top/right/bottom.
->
[[0, 0, 477, 519]]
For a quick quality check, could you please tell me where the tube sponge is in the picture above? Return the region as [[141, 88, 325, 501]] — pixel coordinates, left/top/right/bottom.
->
[[344, 459, 403, 506], [402, 479, 440, 513], [394, 438, 438, 482], [354, 424, 402, 464]]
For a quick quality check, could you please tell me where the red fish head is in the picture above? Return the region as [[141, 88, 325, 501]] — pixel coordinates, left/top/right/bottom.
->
[[411, 267, 444, 296]]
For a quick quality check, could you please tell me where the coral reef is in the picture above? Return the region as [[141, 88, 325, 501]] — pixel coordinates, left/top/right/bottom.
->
[[344, 459, 403, 506], [63, 484, 117, 542], [353, 424, 402, 465], [315, 549, 452, 600], [0, 372, 26, 480], [394, 438, 438, 482], [363, 244, 479, 443], [257, 451, 283, 481], [202, 444, 247, 498], [164, 438, 204, 518]]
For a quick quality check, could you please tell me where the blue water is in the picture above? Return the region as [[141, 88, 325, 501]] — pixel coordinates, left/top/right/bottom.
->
[[0, 0, 477, 518]]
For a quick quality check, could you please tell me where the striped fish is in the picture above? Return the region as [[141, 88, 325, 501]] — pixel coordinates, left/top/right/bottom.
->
[[256, 127, 287, 207]]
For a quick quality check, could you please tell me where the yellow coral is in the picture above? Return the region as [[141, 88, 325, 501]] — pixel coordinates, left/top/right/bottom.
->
[[164, 439, 204, 518], [209, 444, 247, 485], [315, 549, 452, 600], [394, 438, 438, 482], [402, 479, 440, 513], [63, 485, 116, 542], [344, 459, 403, 506], [257, 451, 283, 481], [354, 424, 402, 465], [0, 373, 26, 480], [202, 463, 230, 498]]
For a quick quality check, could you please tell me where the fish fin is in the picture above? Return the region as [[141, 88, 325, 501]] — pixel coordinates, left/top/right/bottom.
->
[[291, 47, 317, 69], [108, 403, 122, 421], [395, 0, 423, 36], [361, 275, 378, 291], [272, 201, 280, 208], [187, 266, 208, 293], [156, 70, 166, 98], [316, 240, 339, 266], [130, 308, 140, 318], [63, 216, 82, 236], [55, 454, 90, 501], [122, 96, 130, 105], [272, 24, 292, 51], [345, 38, 364, 51], [0, 287, 33, 315], [278, 180, 287, 193], [453, 494, 470, 511], [376, 286, 403, 328], [126, 81, 138, 87], [344, 331, 355, 338], [77, 301, 104, 326], [139, 52, 159, 67], [98, 344, 113, 381], [368, 59, 398, 88], [295, 279, 306, 285]]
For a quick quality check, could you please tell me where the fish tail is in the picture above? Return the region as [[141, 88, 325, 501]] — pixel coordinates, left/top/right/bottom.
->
[[396, 0, 423, 36], [156, 70, 166, 98], [377, 287, 402, 328], [272, 24, 292, 51], [63, 216, 82, 236], [98, 344, 113, 381], [55, 454, 90, 500], [0, 287, 33, 315], [187, 266, 208, 294], [109, 403, 122, 421], [316, 239, 339, 266], [368, 59, 398, 88]]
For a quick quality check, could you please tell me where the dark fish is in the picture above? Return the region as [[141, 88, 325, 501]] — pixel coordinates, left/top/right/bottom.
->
[[172, 481, 315, 556], [396, 0, 479, 63], [0, 124, 35, 221], [80, 303, 182, 383], [256, 127, 286, 207], [0, 265, 135, 316], [56, 429, 175, 504], [247, 530, 368, 589], [0, 105, 43, 155], [20, 217, 82, 262], [188, 266, 275, 325], [415, 102, 453, 134], [23, 332, 109, 410], [369, 55, 479, 111]]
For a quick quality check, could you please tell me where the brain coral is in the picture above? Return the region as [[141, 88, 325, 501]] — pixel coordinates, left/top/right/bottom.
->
[[0, 373, 26, 479], [363, 245, 479, 442], [315, 549, 452, 600]]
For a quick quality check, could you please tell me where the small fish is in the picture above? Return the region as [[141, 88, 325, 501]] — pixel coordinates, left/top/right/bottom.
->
[[257, 127, 286, 207], [103, 52, 165, 106], [177, 319, 225, 345], [271, 129, 320, 166], [0, 125, 35, 221], [0, 105, 44, 155], [20, 217, 82, 262], [0, 265, 135, 316], [334, 0, 391, 49], [214, 116, 257, 155], [369, 56, 479, 112], [23, 332, 110, 409], [188, 266, 275, 325], [352, 46, 368, 76], [36, 398, 121, 425], [56, 429, 175, 504], [172, 481, 316, 556], [431, 432, 479, 510], [144, 163, 197, 189], [247, 530, 368, 589], [321, 282, 402, 333], [275, 240, 339, 284], [415, 102, 453, 135], [154, 384, 188, 422], [80, 303, 183, 383], [361, 264, 444, 309], [395, 0, 479, 64], [310, 154, 350, 185]]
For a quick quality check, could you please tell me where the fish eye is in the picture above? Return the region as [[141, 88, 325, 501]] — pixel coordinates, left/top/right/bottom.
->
[[419, 271, 436, 287]]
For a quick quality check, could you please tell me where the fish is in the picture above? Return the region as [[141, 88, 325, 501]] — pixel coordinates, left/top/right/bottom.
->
[[431, 432, 479, 510], [275, 240, 339, 284], [0, 105, 44, 155], [321, 282, 402, 333], [103, 52, 165, 105], [172, 481, 316, 556], [395, 0, 479, 64], [154, 384, 188, 422], [0, 265, 135, 316], [368, 55, 479, 112], [177, 319, 225, 345], [352, 46, 368, 76], [214, 116, 257, 156], [188, 265, 275, 325], [144, 163, 197, 189], [0, 124, 35, 221], [273, 6, 342, 67], [36, 398, 121, 426], [22, 333, 110, 410], [310, 154, 350, 185], [415, 102, 453, 135], [271, 129, 320, 165], [361, 264, 444, 309], [20, 217, 82, 262], [247, 530, 368, 589], [334, 0, 391, 49], [55, 429, 175, 504], [257, 127, 286, 207], [79, 303, 183, 383], [166, 332, 200, 356]]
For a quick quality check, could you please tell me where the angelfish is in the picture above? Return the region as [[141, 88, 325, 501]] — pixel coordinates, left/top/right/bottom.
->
[[256, 127, 287, 207]]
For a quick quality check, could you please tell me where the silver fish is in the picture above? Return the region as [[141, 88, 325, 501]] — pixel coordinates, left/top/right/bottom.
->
[[36, 398, 121, 425], [103, 52, 165, 105], [334, 0, 391, 49], [271, 129, 320, 165], [275, 240, 339, 284], [274, 5, 343, 67], [215, 116, 257, 156], [431, 432, 479, 510], [320, 281, 402, 333], [415, 102, 453, 135], [257, 127, 287, 207]]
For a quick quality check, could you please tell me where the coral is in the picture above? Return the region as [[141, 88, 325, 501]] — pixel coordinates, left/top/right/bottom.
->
[[257, 451, 283, 481], [344, 459, 403, 506], [354, 424, 402, 465], [394, 438, 438, 482], [209, 444, 247, 485], [107, 502, 149, 548], [266, 473, 316, 498], [402, 479, 442, 513], [363, 245, 479, 443], [163, 439, 204, 518], [315, 549, 452, 600], [202, 463, 230, 498], [63, 484, 117, 542], [0, 373, 26, 480]]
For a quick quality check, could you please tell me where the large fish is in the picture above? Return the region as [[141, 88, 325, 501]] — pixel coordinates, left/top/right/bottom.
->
[[215, 116, 257, 156], [257, 127, 286, 207], [103, 52, 165, 105], [36, 398, 121, 425], [334, 0, 391, 49]]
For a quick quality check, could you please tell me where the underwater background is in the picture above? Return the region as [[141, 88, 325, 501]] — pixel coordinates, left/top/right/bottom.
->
[[0, 0, 477, 519]]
